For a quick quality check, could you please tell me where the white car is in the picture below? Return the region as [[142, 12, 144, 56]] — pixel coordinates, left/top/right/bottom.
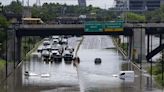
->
[[52, 36, 59, 40], [119, 71, 134, 82], [41, 50, 50, 61], [52, 39, 59, 44], [43, 41, 50, 46], [61, 38, 68, 44], [51, 44, 63, 54], [50, 50, 62, 61]]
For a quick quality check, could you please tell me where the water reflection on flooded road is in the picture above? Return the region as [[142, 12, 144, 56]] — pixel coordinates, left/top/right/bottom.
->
[[77, 36, 142, 92], [0, 36, 147, 92]]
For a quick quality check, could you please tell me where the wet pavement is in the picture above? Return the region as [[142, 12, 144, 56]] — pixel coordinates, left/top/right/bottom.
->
[[0, 36, 162, 92], [77, 36, 141, 92]]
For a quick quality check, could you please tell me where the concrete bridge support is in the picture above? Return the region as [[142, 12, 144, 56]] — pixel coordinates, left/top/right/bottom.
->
[[160, 34, 164, 46], [128, 36, 132, 61], [16, 37, 22, 66], [132, 27, 146, 63], [6, 28, 22, 69]]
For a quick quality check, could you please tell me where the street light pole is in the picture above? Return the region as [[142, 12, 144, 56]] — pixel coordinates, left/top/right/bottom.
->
[[5, 28, 8, 77]]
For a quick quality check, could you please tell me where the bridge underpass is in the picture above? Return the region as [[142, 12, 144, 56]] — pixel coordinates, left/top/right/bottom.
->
[[1, 23, 164, 92], [14, 23, 164, 63]]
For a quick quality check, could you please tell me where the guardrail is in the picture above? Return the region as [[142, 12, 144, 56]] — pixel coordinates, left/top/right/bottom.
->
[[18, 24, 84, 29]]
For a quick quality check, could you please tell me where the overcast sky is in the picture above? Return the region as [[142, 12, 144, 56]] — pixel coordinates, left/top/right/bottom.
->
[[0, 0, 115, 9]]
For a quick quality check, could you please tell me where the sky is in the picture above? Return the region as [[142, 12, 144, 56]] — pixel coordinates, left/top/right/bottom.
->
[[0, 0, 115, 9]]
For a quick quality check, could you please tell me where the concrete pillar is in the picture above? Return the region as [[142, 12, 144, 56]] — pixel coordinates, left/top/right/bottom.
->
[[161, 34, 164, 44], [133, 27, 146, 63], [16, 36, 22, 66], [7, 29, 15, 62], [128, 36, 132, 60]]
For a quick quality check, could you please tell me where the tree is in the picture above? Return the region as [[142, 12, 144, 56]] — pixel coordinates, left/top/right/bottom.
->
[[4, 1, 23, 14], [145, 4, 164, 22], [0, 15, 9, 42], [126, 12, 146, 22], [0, 15, 9, 58]]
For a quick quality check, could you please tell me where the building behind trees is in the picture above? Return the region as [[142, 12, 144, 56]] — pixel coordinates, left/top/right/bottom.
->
[[115, 0, 163, 11], [78, 0, 86, 7]]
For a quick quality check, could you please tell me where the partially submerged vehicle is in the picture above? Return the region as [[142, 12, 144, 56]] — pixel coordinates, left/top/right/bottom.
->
[[119, 71, 134, 81], [94, 58, 102, 64]]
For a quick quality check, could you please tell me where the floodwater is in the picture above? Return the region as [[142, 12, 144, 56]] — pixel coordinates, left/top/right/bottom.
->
[[77, 36, 143, 92], [0, 36, 158, 92]]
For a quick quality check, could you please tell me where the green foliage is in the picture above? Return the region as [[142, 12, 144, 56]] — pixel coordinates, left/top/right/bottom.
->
[[0, 16, 9, 58], [148, 58, 164, 87], [126, 12, 146, 22], [148, 66, 162, 75], [155, 73, 164, 87], [145, 4, 164, 22], [30, 3, 116, 21], [0, 59, 5, 70], [0, 15, 9, 42], [120, 42, 128, 54], [4, 1, 23, 14], [0, 15, 9, 28]]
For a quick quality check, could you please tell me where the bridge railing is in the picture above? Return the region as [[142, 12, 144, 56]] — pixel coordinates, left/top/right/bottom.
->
[[17, 24, 84, 29]]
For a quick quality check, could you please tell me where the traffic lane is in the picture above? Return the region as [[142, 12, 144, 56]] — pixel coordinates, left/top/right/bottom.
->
[[22, 37, 79, 86], [22, 60, 79, 87], [76, 36, 142, 92], [76, 36, 123, 91], [0, 36, 81, 92], [81, 36, 115, 49], [77, 49, 124, 92]]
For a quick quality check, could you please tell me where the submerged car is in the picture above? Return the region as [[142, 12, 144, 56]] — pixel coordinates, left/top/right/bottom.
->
[[94, 58, 101, 64]]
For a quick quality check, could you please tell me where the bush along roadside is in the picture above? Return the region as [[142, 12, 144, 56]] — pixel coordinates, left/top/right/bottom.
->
[[119, 42, 128, 55], [21, 36, 42, 60], [148, 57, 164, 88], [113, 36, 128, 55], [0, 59, 5, 70]]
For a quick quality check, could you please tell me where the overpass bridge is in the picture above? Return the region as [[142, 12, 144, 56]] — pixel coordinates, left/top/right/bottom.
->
[[15, 23, 164, 36]]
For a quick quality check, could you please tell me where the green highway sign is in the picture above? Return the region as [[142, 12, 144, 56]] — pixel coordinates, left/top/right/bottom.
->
[[85, 21, 103, 32], [104, 21, 124, 32], [84, 21, 124, 32]]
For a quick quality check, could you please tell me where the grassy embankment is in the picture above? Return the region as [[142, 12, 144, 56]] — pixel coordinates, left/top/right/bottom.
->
[[21, 37, 42, 60], [147, 58, 164, 88], [0, 59, 5, 70]]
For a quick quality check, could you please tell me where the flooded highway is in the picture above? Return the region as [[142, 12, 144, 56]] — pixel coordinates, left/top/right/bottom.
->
[[0, 36, 152, 92], [77, 36, 142, 92]]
